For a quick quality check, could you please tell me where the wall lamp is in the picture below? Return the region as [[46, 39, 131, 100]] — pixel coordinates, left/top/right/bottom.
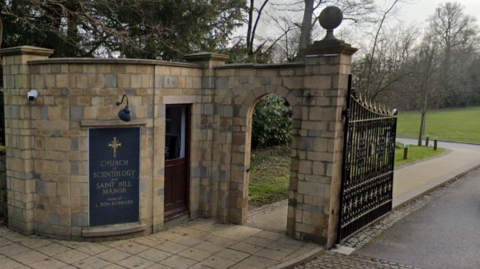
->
[[116, 94, 132, 122]]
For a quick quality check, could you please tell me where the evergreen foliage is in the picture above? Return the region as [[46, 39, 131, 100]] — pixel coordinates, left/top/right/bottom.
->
[[252, 95, 292, 149], [0, 0, 245, 60]]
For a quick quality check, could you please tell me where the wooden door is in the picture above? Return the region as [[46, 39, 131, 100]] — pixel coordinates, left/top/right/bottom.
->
[[164, 106, 190, 219]]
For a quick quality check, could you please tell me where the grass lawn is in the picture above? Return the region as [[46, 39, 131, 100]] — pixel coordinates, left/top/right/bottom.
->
[[249, 145, 445, 207], [249, 146, 290, 207], [397, 107, 480, 144], [395, 145, 445, 166]]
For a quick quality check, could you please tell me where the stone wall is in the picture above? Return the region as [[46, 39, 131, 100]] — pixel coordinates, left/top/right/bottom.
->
[[0, 47, 210, 239], [0, 42, 355, 247], [0, 150, 6, 222], [209, 51, 353, 247]]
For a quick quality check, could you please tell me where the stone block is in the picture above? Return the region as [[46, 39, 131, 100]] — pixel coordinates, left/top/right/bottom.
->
[[70, 162, 79, 175], [56, 138, 70, 152], [69, 106, 83, 120], [312, 162, 325, 175], [88, 74, 103, 89], [314, 138, 328, 151], [117, 74, 131, 88], [309, 107, 336, 121], [71, 212, 88, 226], [260, 77, 271, 85], [204, 104, 214, 115], [302, 211, 327, 227], [49, 212, 61, 225], [216, 77, 228, 89], [44, 181, 57, 196], [299, 161, 312, 174], [239, 76, 249, 84], [299, 137, 314, 151], [308, 130, 322, 137], [298, 181, 325, 197], [131, 74, 142, 88], [202, 76, 215, 89], [154, 75, 162, 88], [223, 106, 233, 117], [105, 74, 118, 88], [44, 75, 55, 88], [307, 152, 333, 162], [164, 76, 179, 88], [36, 180, 45, 195]]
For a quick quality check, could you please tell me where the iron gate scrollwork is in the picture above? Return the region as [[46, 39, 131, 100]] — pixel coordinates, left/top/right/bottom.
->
[[338, 75, 398, 242]]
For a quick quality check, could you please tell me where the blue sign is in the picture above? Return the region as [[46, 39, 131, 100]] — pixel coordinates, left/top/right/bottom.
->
[[89, 128, 140, 226]]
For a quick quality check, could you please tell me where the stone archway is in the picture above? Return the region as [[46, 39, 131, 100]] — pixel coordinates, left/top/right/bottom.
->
[[222, 85, 302, 236], [1, 32, 356, 247]]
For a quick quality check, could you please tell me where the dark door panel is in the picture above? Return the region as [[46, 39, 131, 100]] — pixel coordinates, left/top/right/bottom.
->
[[164, 158, 187, 216], [164, 106, 190, 219]]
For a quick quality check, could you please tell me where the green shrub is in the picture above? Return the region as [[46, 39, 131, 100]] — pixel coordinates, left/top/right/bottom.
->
[[252, 95, 292, 149]]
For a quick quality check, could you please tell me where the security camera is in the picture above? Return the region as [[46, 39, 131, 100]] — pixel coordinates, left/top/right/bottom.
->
[[27, 90, 38, 101]]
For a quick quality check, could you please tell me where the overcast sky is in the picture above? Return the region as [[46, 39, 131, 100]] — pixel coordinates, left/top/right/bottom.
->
[[238, 0, 480, 56], [394, 0, 480, 27], [250, 0, 480, 39]]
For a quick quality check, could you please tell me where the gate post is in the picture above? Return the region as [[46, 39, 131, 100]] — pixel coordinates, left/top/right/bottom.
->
[[184, 53, 229, 220], [294, 8, 357, 248]]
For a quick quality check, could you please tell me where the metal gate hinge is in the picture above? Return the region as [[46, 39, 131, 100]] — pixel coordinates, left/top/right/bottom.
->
[[342, 108, 348, 119]]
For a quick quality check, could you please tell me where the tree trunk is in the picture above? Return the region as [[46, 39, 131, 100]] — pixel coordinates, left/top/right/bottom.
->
[[0, 17, 3, 48], [422, 114, 426, 135], [246, 0, 254, 55], [418, 112, 426, 146], [297, 0, 314, 59]]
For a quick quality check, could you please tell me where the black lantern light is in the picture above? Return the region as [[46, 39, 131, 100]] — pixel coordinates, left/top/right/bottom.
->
[[116, 94, 132, 122]]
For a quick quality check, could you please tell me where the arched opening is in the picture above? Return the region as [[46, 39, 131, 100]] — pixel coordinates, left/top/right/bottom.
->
[[217, 84, 301, 238], [216, 85, 301, 239], [244, 94, 293, 233]]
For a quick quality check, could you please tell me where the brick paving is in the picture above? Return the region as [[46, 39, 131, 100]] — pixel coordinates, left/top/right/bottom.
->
[[247, 200, 288, 220], [0, 218, 318, 269], [0, 171, 464, 269], [297, 252, 424, 269]]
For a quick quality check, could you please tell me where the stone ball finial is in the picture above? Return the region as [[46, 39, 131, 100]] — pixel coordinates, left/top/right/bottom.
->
[[319, 6, 343, 41]]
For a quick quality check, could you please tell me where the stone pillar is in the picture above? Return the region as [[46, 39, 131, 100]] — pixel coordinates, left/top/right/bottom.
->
[[0, 46, 54, 234], [184, 53, 228, 219], [294, 7, 357, 248]]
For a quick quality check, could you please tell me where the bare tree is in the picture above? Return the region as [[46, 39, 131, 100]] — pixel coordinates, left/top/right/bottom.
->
[[394, 34, 442, 145], [353, 23, 417, 101], [428, 2, 479, 108], [246, 0, 270, 57], [0, 16, 3, 48]]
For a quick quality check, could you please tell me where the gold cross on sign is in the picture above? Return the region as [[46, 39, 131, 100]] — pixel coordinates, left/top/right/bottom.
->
[[108, 137, 122, 158]]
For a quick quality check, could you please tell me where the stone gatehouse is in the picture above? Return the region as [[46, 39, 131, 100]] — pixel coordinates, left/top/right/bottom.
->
[[0, 37, 355, 248]]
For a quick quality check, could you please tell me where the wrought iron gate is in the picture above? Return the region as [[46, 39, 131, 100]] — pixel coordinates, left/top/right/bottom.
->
[[338, 75, 398, 242]]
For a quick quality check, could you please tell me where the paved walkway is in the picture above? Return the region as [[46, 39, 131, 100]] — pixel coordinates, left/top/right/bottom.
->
[[393, 138, 480, 207], [1, 139, 480, 269], [0, 219, 319, 269]]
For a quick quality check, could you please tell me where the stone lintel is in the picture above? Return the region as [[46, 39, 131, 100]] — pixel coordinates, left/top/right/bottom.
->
[[184, 52, 229, 62], [215, 62, 305, 70], [81, 119, 147, 127], [303, 39, 357, 56], [28, 58, 202, 68], [82, 223, 147, 237], [0, 46, 54, 57]]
